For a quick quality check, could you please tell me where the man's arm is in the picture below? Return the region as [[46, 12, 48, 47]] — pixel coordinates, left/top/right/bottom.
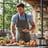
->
[[22, 22, 35, 32], [29, 22, 35, 32], [11, 23, 16, 42]]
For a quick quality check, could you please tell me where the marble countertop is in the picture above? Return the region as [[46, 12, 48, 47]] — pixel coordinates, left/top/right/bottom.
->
[[0, 46, 48, 48]]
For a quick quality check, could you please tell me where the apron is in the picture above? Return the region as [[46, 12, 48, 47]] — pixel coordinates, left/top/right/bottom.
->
[[16, 13, 31, 42]]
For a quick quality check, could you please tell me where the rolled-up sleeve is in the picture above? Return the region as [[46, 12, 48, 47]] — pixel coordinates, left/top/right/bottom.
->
[[11, 15, 16, 24], [29, 15, 33, 23]]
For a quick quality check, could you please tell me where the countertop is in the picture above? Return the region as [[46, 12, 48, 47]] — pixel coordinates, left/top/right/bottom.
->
[[0, 46, 48, 48]]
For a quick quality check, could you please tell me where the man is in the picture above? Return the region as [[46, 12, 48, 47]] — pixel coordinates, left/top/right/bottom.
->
[[11, 3, 35, 42]]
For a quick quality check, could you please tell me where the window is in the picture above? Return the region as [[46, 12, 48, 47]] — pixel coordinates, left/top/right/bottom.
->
[[0, 4, 3, 30]]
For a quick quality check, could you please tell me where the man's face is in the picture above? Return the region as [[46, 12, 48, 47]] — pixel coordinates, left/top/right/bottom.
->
[[17, 7, 24, 15]]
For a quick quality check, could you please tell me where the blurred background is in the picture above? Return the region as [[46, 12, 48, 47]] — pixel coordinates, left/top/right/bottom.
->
[[0, 0, 48, 45], [0, 0, 33, 39]]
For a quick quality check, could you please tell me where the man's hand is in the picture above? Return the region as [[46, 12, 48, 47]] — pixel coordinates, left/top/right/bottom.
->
[[22, 29, 30, 32], [11, 37, 16, 43]]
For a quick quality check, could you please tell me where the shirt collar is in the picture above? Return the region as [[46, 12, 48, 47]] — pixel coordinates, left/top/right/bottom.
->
[[19, 13, 25, 17]]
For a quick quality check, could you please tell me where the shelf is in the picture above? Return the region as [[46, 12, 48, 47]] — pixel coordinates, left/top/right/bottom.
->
[[44, 30, 48, 31], [37, 24, 48, 27], [36, 10, 48, 14], [36, 10, 40, 12], [43, 11, 48, 14], [37, 17, 48, 20]]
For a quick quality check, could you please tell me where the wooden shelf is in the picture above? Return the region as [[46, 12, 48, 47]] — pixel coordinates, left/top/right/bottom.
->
[[37, 17, 48, 20], [37, 24, 47, 27], [36, 10, 48, 14], [43, 10, 48, 14]]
